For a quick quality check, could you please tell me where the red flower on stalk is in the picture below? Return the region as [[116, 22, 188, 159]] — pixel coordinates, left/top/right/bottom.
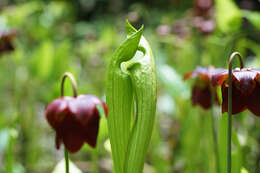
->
[[45, 95, 108, 153], [212, 68, 260, 116], [184, 66, 223, 109]]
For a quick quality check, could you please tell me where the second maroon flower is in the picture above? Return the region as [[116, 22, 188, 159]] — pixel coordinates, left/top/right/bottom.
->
[[184, 66, 223, 109]]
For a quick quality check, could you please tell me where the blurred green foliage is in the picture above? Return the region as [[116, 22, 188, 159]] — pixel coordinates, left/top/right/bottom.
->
[[0, 0, 260, 173]]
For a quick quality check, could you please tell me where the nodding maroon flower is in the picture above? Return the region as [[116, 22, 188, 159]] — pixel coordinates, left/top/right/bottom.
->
[[212, 68, 260, 116], [184, 66, 223, 109], [0, 30, 17, 54], [45, 95, 108, 153]]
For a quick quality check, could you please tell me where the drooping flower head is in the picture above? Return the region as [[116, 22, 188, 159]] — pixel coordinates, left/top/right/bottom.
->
[[212, 68, 260, 116], [46, 94, 108, 153], [184, 66, 223, 109]]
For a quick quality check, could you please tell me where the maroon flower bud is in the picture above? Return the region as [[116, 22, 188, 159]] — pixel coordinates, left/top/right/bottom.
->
[[212, 68, 260, 116], [45, 94, 108, 153], [0, 30, 17, 55], [184, 66, 224, 109]]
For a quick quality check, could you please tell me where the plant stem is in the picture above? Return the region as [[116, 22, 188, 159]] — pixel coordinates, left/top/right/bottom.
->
[[6, 131, 15, 173], [227, 52, 244, 173], [210, 87, 220, 173], [60, 72, 78, 173], [210, 110, 220, 173], [91, 149, 99, 173], [227, 72, 232, 173], [61, 72, 78, 98], [64, 148, 69, 173]]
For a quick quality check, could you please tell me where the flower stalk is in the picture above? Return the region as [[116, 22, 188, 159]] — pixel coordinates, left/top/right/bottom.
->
[[227, 52, 244, 173], [210, 86, 220, 173], [64, 148, 69, 173], [60, 72, 78, 173]]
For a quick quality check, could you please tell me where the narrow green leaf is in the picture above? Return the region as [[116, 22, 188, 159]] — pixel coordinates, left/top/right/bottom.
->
[[219, 114, 228, 173]]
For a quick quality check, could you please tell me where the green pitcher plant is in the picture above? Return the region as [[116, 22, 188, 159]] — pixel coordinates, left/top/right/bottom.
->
[[106, 21, 157, 173]]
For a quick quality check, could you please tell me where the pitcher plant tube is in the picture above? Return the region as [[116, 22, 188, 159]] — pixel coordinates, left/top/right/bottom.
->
[[106, 21, 157, 173], [184, 66, 222, 173], [45, 72, 108, 173]]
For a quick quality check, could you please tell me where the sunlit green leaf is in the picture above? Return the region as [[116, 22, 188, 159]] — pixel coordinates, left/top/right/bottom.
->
[[215, 0, 242, 33]]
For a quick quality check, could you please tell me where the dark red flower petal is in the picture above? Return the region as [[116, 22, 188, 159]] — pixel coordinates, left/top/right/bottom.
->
[[68, 95, 106, 125], [184, 66, 213, 81], [45, 97, 73, 129], [62, 131, 85, 153], [211, 69, 228, 87], [56, 134, 62, 150], [221, 82, 247, 114], [192, 84, 212, 109], [232, 68, 258, 81], [83, 111, 100, 147], [212, 68, 260, 87], [247, 82, 260, 116], [55, 108, 85, 152], [185, 66, 225, 109], [232, 69, 257, 95], [68, 95, 107, 148], [45, 95, 108, 153]]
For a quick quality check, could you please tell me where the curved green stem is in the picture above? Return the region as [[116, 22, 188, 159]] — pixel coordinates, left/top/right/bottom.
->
[[60, 72, 78, 173], [227, 52, 243, 173], [61, 72, 78, 98]]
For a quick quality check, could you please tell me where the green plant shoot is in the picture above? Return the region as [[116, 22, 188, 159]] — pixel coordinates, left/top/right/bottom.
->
[[106, 21, 157, 173]]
